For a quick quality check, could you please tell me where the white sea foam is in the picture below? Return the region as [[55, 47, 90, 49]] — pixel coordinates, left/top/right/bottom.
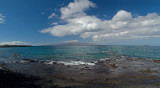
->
[[97, 58, 110, 62], [62, 61, 95, 65], [44, 61, 54, 64], [101, 51, 109, 53], [19, 60, 30, 63], [45, 61, 95, 65]]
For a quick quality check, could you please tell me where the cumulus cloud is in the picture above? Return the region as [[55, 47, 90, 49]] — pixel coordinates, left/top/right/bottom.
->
[[60, 0, 95, 19], [62, 40, 79, 43], [0, 14, 5, 24], [48, 13, 56, 19], [0, 41, 28, 45], [51, 22, 58, 25], [41, 0, 160, 43]]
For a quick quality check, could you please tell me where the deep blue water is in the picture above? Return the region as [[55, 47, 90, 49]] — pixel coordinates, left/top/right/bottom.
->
[[0, 45, 160, 62]]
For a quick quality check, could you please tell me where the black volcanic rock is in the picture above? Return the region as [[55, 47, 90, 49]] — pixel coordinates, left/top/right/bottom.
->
[[0, 69, 40, 88]]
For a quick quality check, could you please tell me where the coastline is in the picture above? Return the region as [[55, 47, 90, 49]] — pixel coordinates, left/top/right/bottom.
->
[[1, 56, 160, 88], [0, 45, 32, 48]]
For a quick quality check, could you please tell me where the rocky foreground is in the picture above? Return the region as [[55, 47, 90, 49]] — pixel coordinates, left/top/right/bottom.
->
[[1, 56, 160, 88]]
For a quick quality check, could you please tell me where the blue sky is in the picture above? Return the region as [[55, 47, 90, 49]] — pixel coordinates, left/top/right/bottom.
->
[[0, 0, 160, 45]]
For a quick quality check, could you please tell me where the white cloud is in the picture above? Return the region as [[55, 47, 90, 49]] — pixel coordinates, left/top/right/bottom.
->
[[0, 41, 28, 45], [41, 0, 160, 43], [0, 14, 5, 24], [48, 13, 56, 19], [60, 0, 96, 19], [51, 22, 58, 25], [62, 40, 79, 43]]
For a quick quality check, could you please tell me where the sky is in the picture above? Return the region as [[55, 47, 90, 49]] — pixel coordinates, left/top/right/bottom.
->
[[1, 0, 160, 46]]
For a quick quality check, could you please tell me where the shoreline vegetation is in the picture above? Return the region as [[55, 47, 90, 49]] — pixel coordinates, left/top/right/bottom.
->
[[1, 56, 160, 88], [0, 45, 32, 47]]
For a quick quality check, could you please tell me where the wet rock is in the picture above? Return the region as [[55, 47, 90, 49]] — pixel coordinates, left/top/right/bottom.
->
[[108, 64, 118, 69], [95, 60, 104, 65], [90, 61, 94, 63], [139, 69, 159, 73], [67, 65, 71, 68], [23, 59, 37, 63], [0, 63, 10, 70], [39, 60, 46, 63], [52, 61, 57, 64], [104, 77, 109, 81], [153, 59, 160, 63], [81, 66, 92, 70], [0, 69, 41, 88], [58, 63, 64, 65]]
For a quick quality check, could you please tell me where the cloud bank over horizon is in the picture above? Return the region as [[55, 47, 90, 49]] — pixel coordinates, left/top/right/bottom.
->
[[0, 41, 28, 45], [41, 0, 160, 43]]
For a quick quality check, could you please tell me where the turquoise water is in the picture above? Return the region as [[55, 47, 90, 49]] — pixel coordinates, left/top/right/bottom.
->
[[0, 45, 160, 62]]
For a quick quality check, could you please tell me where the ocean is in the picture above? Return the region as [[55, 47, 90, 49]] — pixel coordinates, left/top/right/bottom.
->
[[0, 45, 160, 64]]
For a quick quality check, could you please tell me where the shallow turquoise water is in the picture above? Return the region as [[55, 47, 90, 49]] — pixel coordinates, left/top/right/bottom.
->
[[0, 45, 160, 62]]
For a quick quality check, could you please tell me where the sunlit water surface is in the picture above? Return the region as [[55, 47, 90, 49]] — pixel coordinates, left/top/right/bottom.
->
[[0, 45, 160, 63]]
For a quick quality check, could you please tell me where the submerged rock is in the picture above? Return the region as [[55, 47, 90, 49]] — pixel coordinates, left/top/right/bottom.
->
[[22, 59, 38, 63]]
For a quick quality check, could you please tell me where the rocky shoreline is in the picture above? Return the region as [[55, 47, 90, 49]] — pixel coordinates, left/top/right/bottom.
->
[[1, 56, 160, 88], [0, 69, 41, 88]]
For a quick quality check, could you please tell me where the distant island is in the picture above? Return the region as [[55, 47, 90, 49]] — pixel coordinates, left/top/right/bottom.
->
[[141, 45, 150, 46], [44, 42, 96, 46], [0, 45, 32, 47]]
